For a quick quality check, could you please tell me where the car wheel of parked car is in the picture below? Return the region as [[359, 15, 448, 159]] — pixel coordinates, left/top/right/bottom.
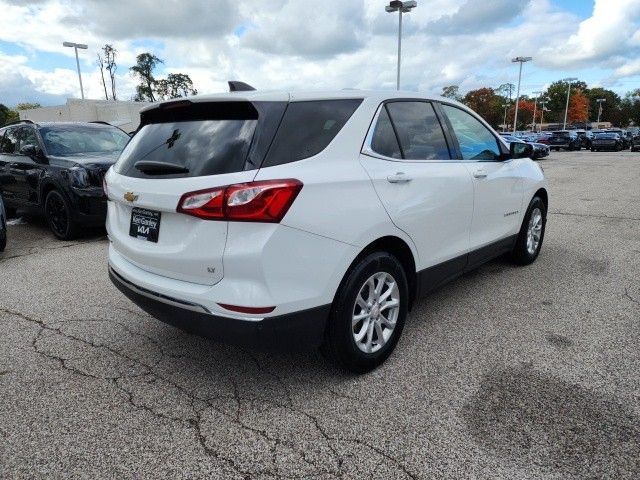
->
[[45, 190, 79, 240], [510, 196, 546, 266], [322, 251, 409, 373], [0, 218, 6, 252]]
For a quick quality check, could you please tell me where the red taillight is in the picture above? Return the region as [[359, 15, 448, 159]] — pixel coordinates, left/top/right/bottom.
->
[[217, 303, 276, 314], [177, 179, 302, 222]]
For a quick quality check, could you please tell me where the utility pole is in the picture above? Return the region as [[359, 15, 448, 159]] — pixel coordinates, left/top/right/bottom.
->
[[532, 91, 542, 133], [63, 41, 88, 99], [511, 56, 532, 133], [385, 1, 417, 90]]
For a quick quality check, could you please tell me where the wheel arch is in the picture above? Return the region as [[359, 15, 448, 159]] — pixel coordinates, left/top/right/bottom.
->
[[347, 236, 418, 309], [534, 187, 548, 213]]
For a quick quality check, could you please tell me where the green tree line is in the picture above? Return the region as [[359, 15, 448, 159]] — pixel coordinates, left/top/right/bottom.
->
[[441, 81, 640, 130]]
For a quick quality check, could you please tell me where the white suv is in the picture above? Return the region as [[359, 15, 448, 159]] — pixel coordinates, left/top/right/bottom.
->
[[105, 90, 547, 372]]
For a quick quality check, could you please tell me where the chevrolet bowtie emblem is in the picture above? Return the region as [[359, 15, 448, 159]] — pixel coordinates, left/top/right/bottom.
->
[[124, 192, 138, 203]]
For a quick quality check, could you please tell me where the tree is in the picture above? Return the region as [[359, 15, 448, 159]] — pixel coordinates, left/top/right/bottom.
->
[[0, 104, 19, 126], [130, 53, 163, 102], [584, 87, 621, 125], [97, 53, 109, 100], [16, 103, 41, 110], [508, 100, 538, 130], [156, 73, 198, 100], [496, 83, 515, 102], [104, 44, 117, 100], [440, 85, 461, 101], [568, 90, 589, 124], [542, 79, 588, 123], [462, 87, 502, 127]]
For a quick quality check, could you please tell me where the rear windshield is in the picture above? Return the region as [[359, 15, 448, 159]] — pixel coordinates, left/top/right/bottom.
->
[[115, 101, 286, 178], [115, 99, 361, 178], [40, 126, 130, 156]]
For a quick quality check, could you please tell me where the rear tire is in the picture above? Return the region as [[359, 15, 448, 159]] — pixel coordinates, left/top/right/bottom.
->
[[45, 190, 80, 240], [0, 219, 6, 252], [321, 252, 409, 373], [510, 196, 546, 266]]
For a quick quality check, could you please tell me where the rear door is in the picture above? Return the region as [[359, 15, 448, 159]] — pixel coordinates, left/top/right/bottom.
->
[[11, 126, 45, 204], [106, 100, 286, 286], [439, 103, 524, 261], [360, 100, 474, 272]]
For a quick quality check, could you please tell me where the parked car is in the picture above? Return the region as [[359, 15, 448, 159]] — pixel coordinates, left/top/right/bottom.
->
[[548, 130, 582, 151], [0, 194, 6, 252], [606, 129, 631, 149], [535, 133, 552, 145], [575, 130, 592, 149], [591, 132, 624, 151], [631, 134, 640, 152], [105, 90, 547, 373], [499, 133, 549, 160], [0, 120, 130, 239]]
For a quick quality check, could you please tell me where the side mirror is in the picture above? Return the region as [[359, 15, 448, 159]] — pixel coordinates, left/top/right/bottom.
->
[[510, 142, 533, 159], [19, 144, 46, 163]]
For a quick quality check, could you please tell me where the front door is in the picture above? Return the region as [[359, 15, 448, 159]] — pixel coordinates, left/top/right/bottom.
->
[[439, 104, 524, 262], [360, 101, 474, 275]]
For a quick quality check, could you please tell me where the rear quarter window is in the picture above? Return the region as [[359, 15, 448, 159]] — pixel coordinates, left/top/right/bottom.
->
[[262, 99, 362, 167]]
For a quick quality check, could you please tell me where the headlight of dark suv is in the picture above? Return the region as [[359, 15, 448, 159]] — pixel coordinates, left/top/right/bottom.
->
[[69, 167, 90, 188]]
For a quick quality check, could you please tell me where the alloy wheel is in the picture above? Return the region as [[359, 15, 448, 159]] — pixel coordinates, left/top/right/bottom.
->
[[526, 207, 543, 255], [352, 272, 400, 354]]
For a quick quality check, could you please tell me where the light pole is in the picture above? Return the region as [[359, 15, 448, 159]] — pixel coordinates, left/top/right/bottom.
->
[[562, 77, 578, 130], [502, 103, 510, 132], [596, 98, 606, 124], [531, 91, 542, 133], [511, 56, 532, 133], [385, 1, 417, 90], [539, 100, 548, 131], [63, 41, 88, 99]]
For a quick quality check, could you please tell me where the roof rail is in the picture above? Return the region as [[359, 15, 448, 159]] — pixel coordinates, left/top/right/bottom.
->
[[90, 121, 112, 126], [2, 119, 36, 127], [228, 81, 256, 92]]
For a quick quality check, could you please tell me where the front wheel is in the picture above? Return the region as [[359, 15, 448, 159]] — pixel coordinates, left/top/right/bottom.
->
[[45, 190, 79, 240], [322, 252, 408, 373], [510, 196, 546, 266]]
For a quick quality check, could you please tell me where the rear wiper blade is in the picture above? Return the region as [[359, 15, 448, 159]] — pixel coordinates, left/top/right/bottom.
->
[[134, 160, 189, 175]]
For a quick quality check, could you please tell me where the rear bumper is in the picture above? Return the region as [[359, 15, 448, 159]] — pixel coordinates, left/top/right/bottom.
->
[[109, 266, 330, 349]]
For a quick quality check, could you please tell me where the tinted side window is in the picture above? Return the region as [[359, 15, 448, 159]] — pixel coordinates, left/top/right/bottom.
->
[[386, 102, 450, 160], [442, 104, 501, 161], [1, 127, 19, 154], [370, 106, 402, 159], [263, 99, 362, 167], [19, 127, 39, 148]]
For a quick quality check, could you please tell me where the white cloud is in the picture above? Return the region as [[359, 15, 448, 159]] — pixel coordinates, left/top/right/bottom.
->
[[1, 0, 639, 107]]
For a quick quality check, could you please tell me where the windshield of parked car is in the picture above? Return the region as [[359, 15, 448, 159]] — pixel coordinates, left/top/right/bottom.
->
[[596, 133, 618, 139], [39, 126, 130, 156]]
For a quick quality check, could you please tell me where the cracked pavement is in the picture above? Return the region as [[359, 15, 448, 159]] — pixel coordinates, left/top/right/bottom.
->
[[1, 150, 639, 479]]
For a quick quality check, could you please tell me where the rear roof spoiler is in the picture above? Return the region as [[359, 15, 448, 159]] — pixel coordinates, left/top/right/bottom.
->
[[228, 81, 256, 92]]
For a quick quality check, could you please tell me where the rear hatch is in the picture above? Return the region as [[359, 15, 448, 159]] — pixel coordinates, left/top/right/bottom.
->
[[550, 132, 570, 145], [106, 99, 287, 286]]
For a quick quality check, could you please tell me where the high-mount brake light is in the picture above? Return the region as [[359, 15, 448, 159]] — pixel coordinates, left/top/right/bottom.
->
[[176, 179, 302, 222]]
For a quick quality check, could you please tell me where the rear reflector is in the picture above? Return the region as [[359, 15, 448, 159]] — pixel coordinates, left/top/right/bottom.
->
[[177, 179, 302, 222], [218, 303, 276, 314]]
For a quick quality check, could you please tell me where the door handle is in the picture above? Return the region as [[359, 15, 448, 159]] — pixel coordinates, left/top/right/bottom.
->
[[9, 163, 20, 168], [387, 172, 412, 183], [473, 169, 488, 179]]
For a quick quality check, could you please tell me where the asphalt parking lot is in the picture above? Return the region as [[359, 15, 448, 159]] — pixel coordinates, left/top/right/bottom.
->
[[1, 150, 639, 479]]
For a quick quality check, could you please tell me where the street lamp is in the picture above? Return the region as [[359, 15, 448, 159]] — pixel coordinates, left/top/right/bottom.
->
[[531, 90, 542, 133], [63, 41, 88, 100], [502, 103, 510, 132], [562, 77, 578, 130], [596, 98, 606, 124], [539, 100, 548, 131], [511, 56, 532, 133], [385, 1, 417, 90]]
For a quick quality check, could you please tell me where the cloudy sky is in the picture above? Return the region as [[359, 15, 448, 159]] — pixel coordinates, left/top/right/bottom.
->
[[1, 0, 639, 107]]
